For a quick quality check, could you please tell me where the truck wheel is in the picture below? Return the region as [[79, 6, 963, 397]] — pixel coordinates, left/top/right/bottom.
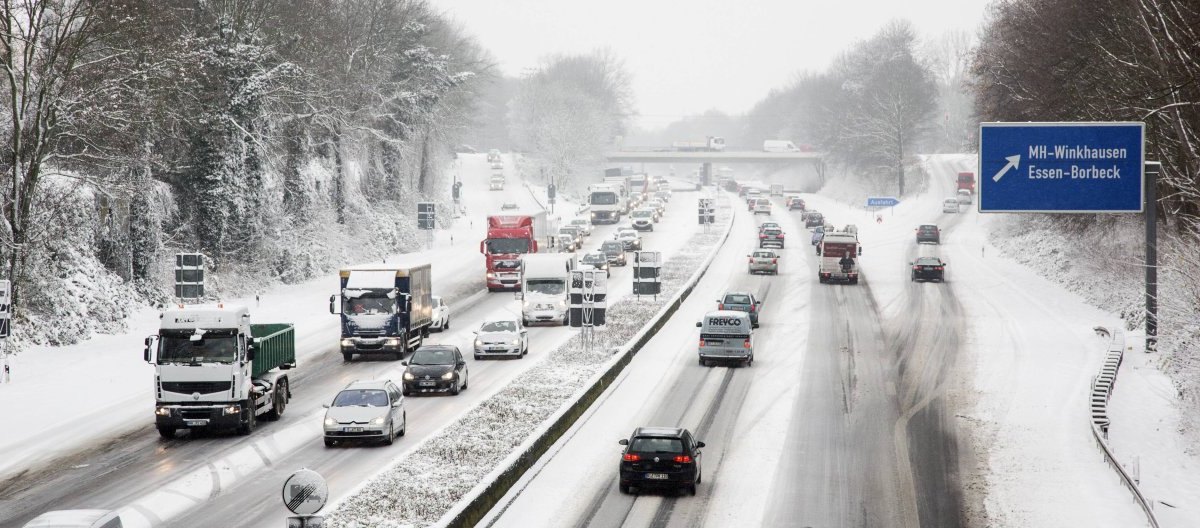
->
[[157, 426, 176, 440], [237, 404, 255, 436], [264, 381, 287, 421]]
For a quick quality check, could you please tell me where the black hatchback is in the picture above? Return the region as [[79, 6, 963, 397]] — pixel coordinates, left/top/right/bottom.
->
[[911, 257, 946, 282], [916, 224, 940, 244], [618, 427, 704, 495]]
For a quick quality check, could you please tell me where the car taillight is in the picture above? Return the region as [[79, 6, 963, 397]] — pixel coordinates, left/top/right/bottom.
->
[[750, 304, 756, 312], [772, 258, 778, 264], [778, 234, 784, 239], [749, 258, 754, 263], [935, 267, 943, 271], [743, 339, 752, 349], [759, 234, 766, 239], [674, 455, 693, 463], [913, 266, 920, 270], [623, 453, 640, 462], [698, 339, 705, 347], [718, 303, 724, 310]]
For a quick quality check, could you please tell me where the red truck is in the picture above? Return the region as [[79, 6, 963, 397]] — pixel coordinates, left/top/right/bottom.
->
[[481, 213, 550, 291], [957, 172, 976, 194]]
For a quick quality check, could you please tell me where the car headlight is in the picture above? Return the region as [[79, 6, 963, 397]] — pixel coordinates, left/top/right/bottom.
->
[[510, 338, 520, 345], [155, 406, 171, 416], [324, 417, 336, 427], [224, 404, 241, 415], [403, 372, 415, 380], [474, 338, 483, 348], [371, 416, 385, 425], [441, 371, 455, 380], [341, 338, 354, 347]]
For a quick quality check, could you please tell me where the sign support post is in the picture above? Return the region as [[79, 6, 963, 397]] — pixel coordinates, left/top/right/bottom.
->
[[1145, 161, 1159, 349]]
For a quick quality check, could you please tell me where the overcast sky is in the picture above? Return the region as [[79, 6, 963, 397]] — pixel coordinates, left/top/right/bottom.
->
[[429, 0, 993, 129]]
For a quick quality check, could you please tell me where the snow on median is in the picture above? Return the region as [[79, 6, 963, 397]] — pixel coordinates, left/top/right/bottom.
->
[[324, 207, 732, 528]]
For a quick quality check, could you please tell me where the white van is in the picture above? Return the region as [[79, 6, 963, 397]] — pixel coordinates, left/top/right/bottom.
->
[[763, 140, 801, 153], [519, 253, 576, 325], [696, 310, 754, 367], [942, 197, 960, 213]]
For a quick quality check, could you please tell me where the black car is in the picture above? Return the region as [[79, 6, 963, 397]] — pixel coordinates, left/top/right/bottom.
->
[[916, 224, 940, 244], [600, 241, 628, 266], [618, 427, 705, 495], [581, 252, 611, 277], [804, 212, 824, 228], [911, 257, 946, 282], [401, 345, 468, 396]]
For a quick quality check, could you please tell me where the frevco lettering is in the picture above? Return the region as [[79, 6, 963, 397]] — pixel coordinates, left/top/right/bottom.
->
[[707, 317, 742, 326]]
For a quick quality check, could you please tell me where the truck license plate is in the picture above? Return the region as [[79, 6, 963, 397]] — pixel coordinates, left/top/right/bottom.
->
[[185, 420, 208, 427], [344, 427, 363, 433], [645, 473, 668, 480]]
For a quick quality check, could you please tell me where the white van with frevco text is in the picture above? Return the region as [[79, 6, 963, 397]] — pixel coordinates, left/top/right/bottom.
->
[[696, 310, 754, 367]]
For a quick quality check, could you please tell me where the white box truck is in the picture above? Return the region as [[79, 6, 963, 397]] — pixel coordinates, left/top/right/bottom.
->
[[518, 253, 577, 326]]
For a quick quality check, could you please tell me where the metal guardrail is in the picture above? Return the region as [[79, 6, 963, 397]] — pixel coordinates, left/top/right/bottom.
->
[[1088, 329, 1160, 528]]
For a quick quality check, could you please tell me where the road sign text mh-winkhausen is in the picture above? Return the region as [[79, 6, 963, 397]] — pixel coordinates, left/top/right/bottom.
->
[[979, 122, 1144, 213]]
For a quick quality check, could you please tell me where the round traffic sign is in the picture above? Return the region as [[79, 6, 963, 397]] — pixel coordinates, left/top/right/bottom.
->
[[282, 468, 328, 515]]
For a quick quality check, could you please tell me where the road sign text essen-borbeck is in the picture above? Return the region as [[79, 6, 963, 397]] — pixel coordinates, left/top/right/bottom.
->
[[979, 122, 1144, 213]]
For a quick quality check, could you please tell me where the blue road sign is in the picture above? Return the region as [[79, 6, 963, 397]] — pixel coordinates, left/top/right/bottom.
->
[[979, 122, 1144, 213], [866, 196, 900, 207]]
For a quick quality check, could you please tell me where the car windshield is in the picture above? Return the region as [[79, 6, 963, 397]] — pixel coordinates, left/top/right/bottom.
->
[[602, 242, 623, 252], [724, 294, 751, 305], [583, 254, 605, 264], [481, 321, 516, 332], [753, 252, 775, 258], [571, 220, 588, 226], [159, 329, 238, 364], [410, 347, 455, 365], [920, 225, 937, 231], [485, 238, 531, 254], [633, 210, 652, 217], [764, 229, 781, 235], [916, 258, 942, 265], [333, 389, 389, 407], [526, 279, 566, 295], [629, 437, 684, 454]]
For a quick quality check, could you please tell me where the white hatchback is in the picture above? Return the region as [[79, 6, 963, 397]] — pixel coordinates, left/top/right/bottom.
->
[[943, 198, 960, 213]]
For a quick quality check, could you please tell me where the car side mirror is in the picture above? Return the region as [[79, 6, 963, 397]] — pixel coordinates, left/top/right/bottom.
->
[[697, 441, 706, 448], [858, 247, 863, 255], [392, 400, 402, 408], [401, 361, 408, 366], [322, 403, 330, 409], [755, 301, 762, 305], [618, 439, 629, 445], [695, 321, 702, 327]]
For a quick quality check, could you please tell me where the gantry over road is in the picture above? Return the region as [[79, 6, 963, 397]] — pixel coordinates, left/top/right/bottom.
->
[[604, 149, 827, 182]]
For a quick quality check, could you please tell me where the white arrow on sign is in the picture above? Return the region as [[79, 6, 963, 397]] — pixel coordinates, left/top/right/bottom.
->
[[992, 155, 1021, 182]]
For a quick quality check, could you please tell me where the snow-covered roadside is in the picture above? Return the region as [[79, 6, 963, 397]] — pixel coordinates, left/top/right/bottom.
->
[[798, 155, 1147, 526], [323, 200, 734, 527]]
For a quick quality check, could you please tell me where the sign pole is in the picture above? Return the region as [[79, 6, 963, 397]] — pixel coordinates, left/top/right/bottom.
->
[[1145, 161, 1159, 350]]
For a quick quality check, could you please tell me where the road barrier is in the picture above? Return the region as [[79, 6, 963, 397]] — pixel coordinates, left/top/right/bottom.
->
[[437, 194, 737, 528], [1088, 329, 1159, 528]]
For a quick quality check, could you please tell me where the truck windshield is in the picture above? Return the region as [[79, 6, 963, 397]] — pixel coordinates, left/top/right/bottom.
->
[[485, 238, 531, 254], [590, 193, 618, 205], [526, 279, 566, 295], [159, 330, 238, 364], [344, 291, 395, 315]]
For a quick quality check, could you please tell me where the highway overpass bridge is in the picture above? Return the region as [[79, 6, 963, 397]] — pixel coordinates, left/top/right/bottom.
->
[[603, 150, 827, 185]]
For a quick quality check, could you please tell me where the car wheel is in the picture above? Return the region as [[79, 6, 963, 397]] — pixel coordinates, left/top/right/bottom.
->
[[451, 379, 461, 396], [342, 352, 353, 362], [462, 369, 468, 390], [687, 484, 697, 496], [619, 484, 632, 494], [324, 438, 335, 447], [157, 426, 176, 440], [383, 421, 394, 445], [474, 354, 482, 360], [444, 318, 449, 330], [399, 412, 406, 436], [402, 386, 410, 396]]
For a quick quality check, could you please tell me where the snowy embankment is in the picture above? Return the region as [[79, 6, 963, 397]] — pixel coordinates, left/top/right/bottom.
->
[[325, 197, 734, 528]]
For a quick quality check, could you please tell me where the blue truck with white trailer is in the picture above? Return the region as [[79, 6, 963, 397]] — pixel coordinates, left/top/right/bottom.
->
[[330, 265, 433, 361]]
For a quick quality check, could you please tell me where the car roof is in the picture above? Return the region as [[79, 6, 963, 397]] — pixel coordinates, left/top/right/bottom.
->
[[483, 318, 518, 325], [343, 379, 390, 391], [919, 224, 938, 229], [632, 426, 685, 438], [915, 256, 943, 263], [723, 291, 753, 299], [754, 249, 777, 255]]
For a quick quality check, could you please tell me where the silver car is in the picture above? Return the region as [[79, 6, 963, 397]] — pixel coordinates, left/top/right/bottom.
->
[[615, 228, 642, 250], [748, 250, 779, 275], [473, 319, 529, 359], [569, 218, 592, 236], [323, 379, 406, 447]]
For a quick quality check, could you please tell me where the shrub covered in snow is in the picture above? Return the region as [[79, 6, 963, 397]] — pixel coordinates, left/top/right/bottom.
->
[[325, 209, 731, 528]]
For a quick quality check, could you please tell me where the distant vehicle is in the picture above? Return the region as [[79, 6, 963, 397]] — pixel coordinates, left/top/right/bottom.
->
[[911, 257, 947, 282], [600, 240, 628, 266], [615, 228, 642, 250], [752, 198, 771, 215], [473, 319, 528, 359], [769, 184, 784, 196], [648, 198, 666, 217], [957, 189, 973, 205], [559, 225, 584, 249], [957, 171, 976, 194], [916, 224, 941, 244], [811, 225, 825, 246], [487, 149, 501, 163], [500, 202, 518, 210], [402, 345, 468, 396], [672, 136, 726, 152], [717, 291, 761, 328], [763, 140, 802, 152], [490, 174, 505, 191], [519, 253, 575, 325], [145, 303, 294, 438], [332, 265, 433, 360], [431, 295, 450, 332], [759, 226, 785, 249], [817, 232, 861, 284], [580, 252, 611, 277], [787, 196, 806, 211], [804, 211, 824, 228], [842, 224, 858, 236], [748, 250, 780, 275], [618, 427, 705, 495], [490, 161, 504, 170], [555, 233, 577, 253], [630, 209, 656, 231], [758, 222, 780, 232], [323, 379, 405, 447], [697, 310, 755, 366], [568, 218, 592, 236], [21, 510, 123, 528], [943, 198, 960, 213]]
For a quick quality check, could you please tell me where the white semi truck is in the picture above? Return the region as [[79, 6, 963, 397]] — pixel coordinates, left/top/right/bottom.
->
[[144, 304, 295, 438], [588, 183, 623, 224]]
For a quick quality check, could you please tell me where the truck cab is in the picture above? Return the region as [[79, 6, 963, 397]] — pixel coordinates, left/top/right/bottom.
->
[[518, 253, 576, 326], [482, 214, 548, 291], [145, 304, 294, 438], [330, 266, 433, 361], [957, 172, 976, 193]]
